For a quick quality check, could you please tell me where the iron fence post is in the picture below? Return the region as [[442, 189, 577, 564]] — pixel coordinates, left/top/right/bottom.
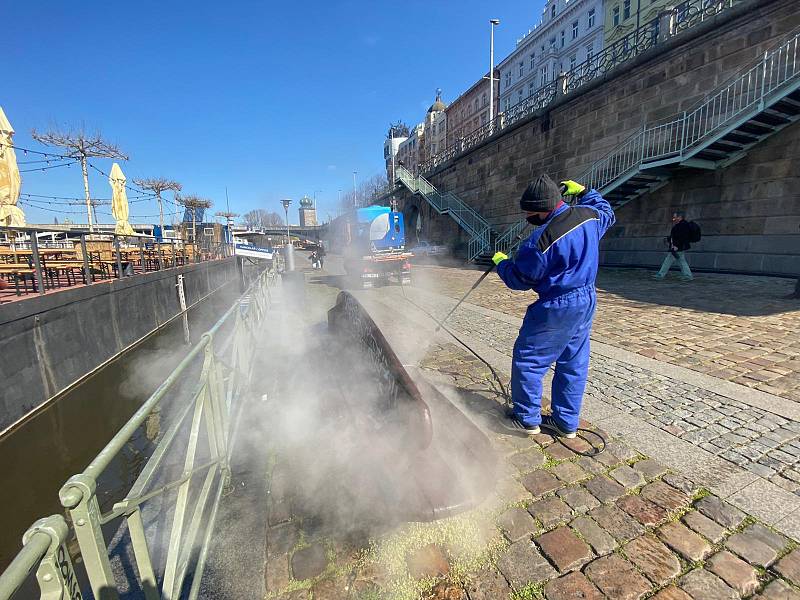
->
[[139, 237, 146, 273], [22, 516, 80, 600], [80, 233, 92, 284], [171, 239, 177, 268], [759, 50, 769, 109], [679, 110, 688, 155], [114, 235, 123, 279], [127, 508, 159, 600], [59, 475, 120, 599], [30, 233, 45, 295]]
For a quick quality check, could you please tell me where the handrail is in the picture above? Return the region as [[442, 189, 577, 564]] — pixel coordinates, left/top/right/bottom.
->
[[577, 29, 800, 193], [395, 166, 493, 260], [417, 0, 746, 175], [0, 534, 49, 599], [0, 515, 78, 600], [0, 264, 277, 600]]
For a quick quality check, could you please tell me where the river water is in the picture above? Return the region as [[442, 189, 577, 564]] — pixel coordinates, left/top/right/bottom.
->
[[0, 281, 241, 574]]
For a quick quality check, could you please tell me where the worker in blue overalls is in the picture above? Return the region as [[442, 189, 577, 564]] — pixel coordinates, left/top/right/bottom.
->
[[492, 175, 615, 437]]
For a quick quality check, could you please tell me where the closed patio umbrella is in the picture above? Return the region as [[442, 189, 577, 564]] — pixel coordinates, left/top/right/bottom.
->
[[109, 162, 134, 235], [0, 106, 25, 227]]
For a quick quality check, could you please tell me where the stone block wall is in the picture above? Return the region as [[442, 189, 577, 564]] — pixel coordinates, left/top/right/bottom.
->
[[0, 258, 243, 431], [602, 122, 800, 274], [398, 0, 799, 274]]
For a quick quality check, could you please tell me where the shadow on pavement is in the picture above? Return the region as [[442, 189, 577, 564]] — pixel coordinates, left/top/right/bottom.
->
[[595, 268, 799, 317]]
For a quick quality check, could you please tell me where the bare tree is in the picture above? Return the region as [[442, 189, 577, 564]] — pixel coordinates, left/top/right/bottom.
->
[[242, 209, 284, 229], [177, 194, 212, 246], [339, 173, 390, 211], [133, 177, 182, 235], [31, 127, 128, 232]]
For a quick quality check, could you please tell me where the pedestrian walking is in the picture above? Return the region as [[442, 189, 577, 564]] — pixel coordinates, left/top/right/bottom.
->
[[492, 175, 615, 437], [653, 211, 698, 281], [317, 242, 326, 269], [308, 250, 320, 269]]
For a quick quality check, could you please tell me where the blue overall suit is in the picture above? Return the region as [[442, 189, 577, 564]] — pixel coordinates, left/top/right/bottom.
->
[[496, 190, 615, 431]]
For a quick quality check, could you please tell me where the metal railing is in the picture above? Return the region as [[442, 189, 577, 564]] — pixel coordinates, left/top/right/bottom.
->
[[0, 225, 233, 300], [579, 29, 800, 192], [417, 0, 745, 175], [395, 166, 492, 260], [0, 265, 277, 600], [494, 219, 529, 255]]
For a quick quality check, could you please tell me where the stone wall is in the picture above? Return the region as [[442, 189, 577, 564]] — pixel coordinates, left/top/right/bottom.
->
[[398, 0, 800, 275], [602, 122, 800, 274], [0, 258, 244, 431]]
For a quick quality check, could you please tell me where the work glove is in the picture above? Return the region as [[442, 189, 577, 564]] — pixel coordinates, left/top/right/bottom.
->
[[560, 180, 586, 196], [492, 251, 508, 266]]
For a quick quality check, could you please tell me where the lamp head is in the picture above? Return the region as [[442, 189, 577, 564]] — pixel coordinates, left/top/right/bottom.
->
[[490, 19, 500, 25]]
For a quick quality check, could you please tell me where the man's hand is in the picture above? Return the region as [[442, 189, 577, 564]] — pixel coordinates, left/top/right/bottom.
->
[[560, 180, 586, 196], [492, 252, 508, 266]]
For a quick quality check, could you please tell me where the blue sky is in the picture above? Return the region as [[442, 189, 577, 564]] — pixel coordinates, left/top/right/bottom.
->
[[5, 0, 544, 225]]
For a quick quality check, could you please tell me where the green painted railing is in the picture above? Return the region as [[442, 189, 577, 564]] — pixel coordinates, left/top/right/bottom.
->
[[0, 265, 277, 600]]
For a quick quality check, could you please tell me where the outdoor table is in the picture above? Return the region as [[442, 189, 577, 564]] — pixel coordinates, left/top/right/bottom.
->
[[0, 265, 37, 295]]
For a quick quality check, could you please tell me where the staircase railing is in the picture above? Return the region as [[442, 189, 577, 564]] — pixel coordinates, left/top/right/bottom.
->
[[418, 0, 747, 176], [494, 219, 529, 255], [395, 165, 493, 260], [579, 29, 800, 193], [0, 266, 277, 600]]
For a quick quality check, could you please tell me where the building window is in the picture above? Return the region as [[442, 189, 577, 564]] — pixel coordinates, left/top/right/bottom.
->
[[505, 72, 512, 87], [613, 6, 620, 25], [586, 42, 594, 61], [482, 92, 487, 107], [572, 21, 579, 39], [623, 0, 631, 19], [432, 143, 436, 153], [540, 65, 548, 86], [551, 4, 556, 18], [541, 44, 545, 54], [588, 8, 595, 27], [549, 37, 556, 49], [529, 82, 535, 96], [519, 61, 524, 77], [503, 98, 511, 111], [481, 112, 488, 125], [560, 30, 565, 47], [570, 55, 576, 70], [518, 89, 523, 104]]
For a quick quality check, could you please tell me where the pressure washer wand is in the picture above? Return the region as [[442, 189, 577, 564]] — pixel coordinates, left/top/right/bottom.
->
[[434, 229, 528, 332], [434, 264, 495, 332]]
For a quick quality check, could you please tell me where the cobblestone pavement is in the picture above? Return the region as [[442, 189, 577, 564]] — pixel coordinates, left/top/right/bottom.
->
[[265, 330, 800, 600], [262, 262, 800, 599], [412, 265, 800, 403]]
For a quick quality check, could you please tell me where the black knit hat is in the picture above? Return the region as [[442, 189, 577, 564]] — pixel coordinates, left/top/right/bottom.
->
[[520, 174, 562, 212]]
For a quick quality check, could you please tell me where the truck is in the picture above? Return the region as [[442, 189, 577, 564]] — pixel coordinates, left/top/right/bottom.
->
[[340, 205, 413, 288]]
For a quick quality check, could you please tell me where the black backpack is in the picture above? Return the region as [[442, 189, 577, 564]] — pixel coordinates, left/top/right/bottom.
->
[[687, 221, 702, 243]]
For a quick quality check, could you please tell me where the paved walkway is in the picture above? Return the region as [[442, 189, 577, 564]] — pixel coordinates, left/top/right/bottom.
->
[[413, 266, 800, 403], [263, 260, 800, 600]]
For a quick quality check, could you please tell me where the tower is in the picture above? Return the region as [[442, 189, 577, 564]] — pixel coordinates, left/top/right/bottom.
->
[[298, 196, 317, 227]]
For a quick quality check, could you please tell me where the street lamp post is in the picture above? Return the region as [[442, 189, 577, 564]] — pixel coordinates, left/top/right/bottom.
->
[[352, 171, 358, 209], [280, 198, 294, 271], [489, 19, 500, 123]]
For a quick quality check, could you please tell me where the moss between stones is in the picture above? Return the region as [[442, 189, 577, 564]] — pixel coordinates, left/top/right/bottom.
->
[[510, 581, 546, 600]]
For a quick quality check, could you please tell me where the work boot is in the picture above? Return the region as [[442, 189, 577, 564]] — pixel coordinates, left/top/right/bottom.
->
[[539, 415, 577, 439], [501, 414, 540, 436]]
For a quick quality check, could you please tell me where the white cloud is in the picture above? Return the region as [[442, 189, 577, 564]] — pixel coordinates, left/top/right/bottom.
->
[[327, 164, 337, 171]]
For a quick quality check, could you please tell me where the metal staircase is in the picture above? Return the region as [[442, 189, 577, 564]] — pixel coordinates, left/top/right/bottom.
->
[[396, 30, 800, 262], [394, 165, 494, 261], [580, 31, 800, 208]]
